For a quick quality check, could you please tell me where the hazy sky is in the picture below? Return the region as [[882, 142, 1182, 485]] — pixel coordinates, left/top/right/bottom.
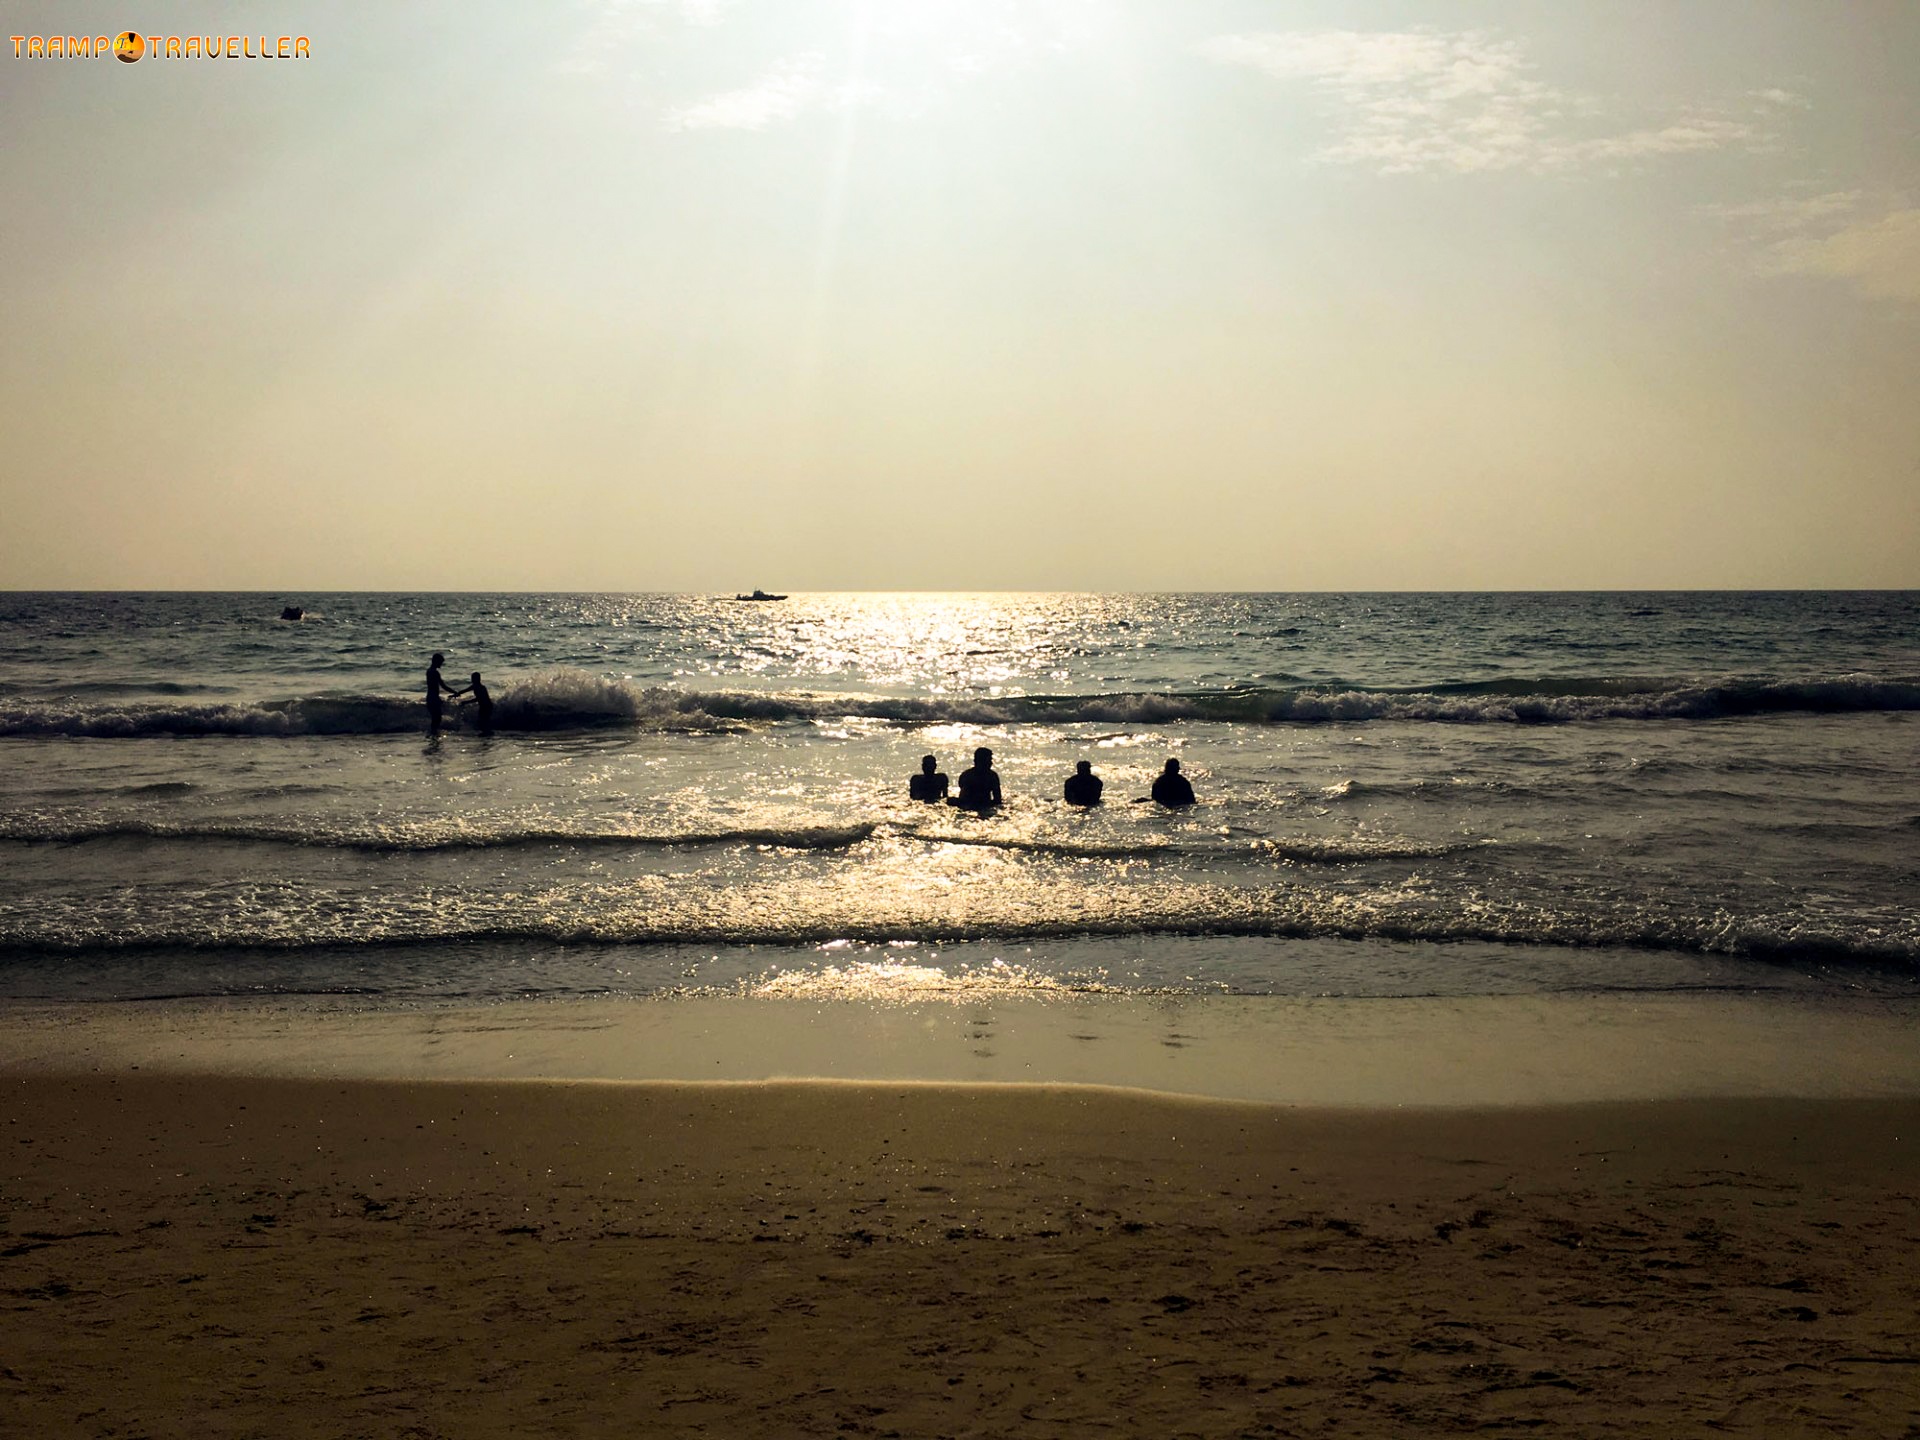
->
[[2, 0, 1916, 590]]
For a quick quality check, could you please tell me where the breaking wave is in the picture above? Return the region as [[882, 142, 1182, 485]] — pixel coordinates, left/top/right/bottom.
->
[[0, 816, 880, 853], [3, 881, 1913, 971], [1, 669, 1915, 738], [0, 816, 1445, 864]]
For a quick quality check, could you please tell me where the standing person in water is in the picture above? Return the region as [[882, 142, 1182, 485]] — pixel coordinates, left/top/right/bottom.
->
[[1063, 760, 1104, 806], [460, 672, 494, 734], [908, 754, 949, 802], [1151, 756, 1196, 808], [954, 746, 1003, 811], [424, 653, 462, 734]]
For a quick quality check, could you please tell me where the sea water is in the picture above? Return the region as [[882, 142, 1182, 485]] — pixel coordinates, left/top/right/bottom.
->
[[0, 591, 1914, 1006]]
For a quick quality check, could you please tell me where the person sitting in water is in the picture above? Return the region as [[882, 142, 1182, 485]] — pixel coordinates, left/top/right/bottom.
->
[[425, 653, 462, 733], [1063, 760, 1103, 807], [460, 672, 493, 733], [954, 746, 1002, 810], [1150, 756, 1195, 808], [908, 754, 949, 802]]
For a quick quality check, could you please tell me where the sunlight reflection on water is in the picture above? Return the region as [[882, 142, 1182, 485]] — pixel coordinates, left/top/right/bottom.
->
[[742, 956, 1092, 1003]]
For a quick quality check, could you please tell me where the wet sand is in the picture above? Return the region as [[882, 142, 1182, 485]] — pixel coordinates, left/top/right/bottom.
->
[[6, 1068, 1920, 1437], [7, 989, 1920, 1103]]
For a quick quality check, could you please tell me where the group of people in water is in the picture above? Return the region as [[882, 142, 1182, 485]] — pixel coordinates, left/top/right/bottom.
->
[[425, 652, 492, 734], [424, 657, 1198, 809], [911, 747, 1196, 810]]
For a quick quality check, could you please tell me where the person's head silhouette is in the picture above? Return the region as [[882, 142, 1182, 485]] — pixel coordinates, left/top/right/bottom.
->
[[1076, 760, 1093, 775], [975, 747, 993, 766], [431, 652, 445, 667], [1164, 758, 1182, 774], [470, 673, 482, 686], [921, 755, 937, 774]]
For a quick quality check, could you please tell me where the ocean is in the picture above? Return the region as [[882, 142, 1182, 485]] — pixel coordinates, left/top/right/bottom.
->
[[1, 590, 1915, 1008]]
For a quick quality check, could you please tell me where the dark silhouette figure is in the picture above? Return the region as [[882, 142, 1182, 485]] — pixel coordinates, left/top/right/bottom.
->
[[909, 754, 949, 802], [460, 672, 493, 733], [1063, 760, 1103, 807], [425, 653, 461, 733], [954, 746, 1002, 811], [1151, 757, 1196, 808]]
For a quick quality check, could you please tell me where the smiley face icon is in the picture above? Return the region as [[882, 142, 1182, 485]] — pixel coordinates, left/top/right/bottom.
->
[[113, 31, 146, 62]]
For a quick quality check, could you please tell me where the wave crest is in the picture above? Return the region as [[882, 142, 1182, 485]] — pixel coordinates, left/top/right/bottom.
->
[[4, 875, 1913, 971], [2, 669, 1915, 738], [0, 816, 878, 853]]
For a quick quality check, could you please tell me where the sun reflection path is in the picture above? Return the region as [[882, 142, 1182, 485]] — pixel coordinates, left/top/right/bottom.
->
[[743, 955, 1093, 1004], [681, 593, 1150, 699]]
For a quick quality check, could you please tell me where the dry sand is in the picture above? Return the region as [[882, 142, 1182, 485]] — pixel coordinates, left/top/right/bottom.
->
[[6, 1073, 1919, 1438]]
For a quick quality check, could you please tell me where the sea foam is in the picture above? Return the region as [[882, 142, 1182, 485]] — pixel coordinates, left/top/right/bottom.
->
[[2, 669, 1915, 737]]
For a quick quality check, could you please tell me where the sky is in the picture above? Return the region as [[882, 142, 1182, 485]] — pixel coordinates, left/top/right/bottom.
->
[[1, 0, 1916, 591]]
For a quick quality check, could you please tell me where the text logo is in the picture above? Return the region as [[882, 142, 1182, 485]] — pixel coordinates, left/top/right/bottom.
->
[[10, 32, 312, 61]]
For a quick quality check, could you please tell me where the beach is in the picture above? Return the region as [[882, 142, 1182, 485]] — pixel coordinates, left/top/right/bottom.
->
[[6, 996, 1920, 1438], [3, 589, 1918, 1434]]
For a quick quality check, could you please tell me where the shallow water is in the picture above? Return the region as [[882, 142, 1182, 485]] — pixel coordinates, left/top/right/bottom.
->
[[1, 591, 1915, 1003]]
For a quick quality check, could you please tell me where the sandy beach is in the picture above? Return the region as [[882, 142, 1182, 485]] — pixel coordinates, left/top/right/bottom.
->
[[6, 995, 1920, 1438], [8, 0, 1920, 1425]]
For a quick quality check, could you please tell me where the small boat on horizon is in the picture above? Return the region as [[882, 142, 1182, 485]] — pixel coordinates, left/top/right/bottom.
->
[[734, 589, 787, 601]]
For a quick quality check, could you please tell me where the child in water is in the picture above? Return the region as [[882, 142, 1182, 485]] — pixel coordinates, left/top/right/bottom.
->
[[460, 672, 493, 733]]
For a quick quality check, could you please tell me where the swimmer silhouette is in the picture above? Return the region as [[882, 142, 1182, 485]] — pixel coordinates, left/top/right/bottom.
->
[[460, 672, 493, 734], [425, 653, 461, 734], [1063, 760, 1103, 807], [909, 754, 949, 802], [954, 746, 1002, 811], [1150, 757, 1195, 808]]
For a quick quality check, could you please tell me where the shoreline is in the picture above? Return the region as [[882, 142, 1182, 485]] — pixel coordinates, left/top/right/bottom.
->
[[6, 1073, 1919, 1436], [5, 987, 1920, 1105]]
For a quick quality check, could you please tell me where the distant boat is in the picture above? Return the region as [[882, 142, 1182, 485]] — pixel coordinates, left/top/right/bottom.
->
[[734, 589, 787, 602], [279, 606, 304, 621]]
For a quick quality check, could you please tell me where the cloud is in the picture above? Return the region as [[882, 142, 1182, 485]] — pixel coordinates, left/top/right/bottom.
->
[[1562, 116, 1760, 163], [557, 0, 736, 74], [1194, 29, 1789, 176], [662, 53, 826, 132], [600, 0, 732, 26], [668, 0, 732, 25], [1708, 191, 1865, 232], [655, 2, 1102, 137], [1721, 194, 1920, 305], [1777, 209, 1920, 302]]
